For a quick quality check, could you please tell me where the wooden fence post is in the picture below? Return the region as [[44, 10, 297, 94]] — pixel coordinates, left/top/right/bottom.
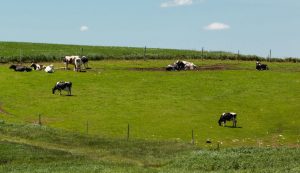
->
[[144, 46, 147, 61], [38, 114, 42, 126], [191, 129, 194, 145], [201, 47, 204, 61], [127, 123, 130, 141], [86, 121, 89, 135]]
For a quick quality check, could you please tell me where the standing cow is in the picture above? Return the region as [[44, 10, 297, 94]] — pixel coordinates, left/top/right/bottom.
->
[[63, 56, 88, 71], [218, 112, 237, 127], [81, 56, 89, 69], [52, 81, 72, 96]]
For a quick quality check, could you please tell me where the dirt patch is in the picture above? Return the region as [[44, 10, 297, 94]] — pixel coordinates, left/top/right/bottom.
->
[[127, 64, 241, 72], [196, 64, 240, 71]]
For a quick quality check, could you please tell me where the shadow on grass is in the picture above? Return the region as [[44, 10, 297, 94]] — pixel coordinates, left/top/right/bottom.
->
[[64, 95, 75, 97], [224, 126, 243, 128]]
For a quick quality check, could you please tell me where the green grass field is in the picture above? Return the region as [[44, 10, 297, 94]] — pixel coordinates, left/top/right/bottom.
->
[[0, 58, 300, 172], [0, 60, 299, 148], [0, 123, 299, 173]]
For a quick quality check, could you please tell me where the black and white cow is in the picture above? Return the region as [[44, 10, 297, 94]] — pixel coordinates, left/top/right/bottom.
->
[[218, 112, 237, 127], [256, 61, 269, 70], [30, 63, 45, 71], [81, 56, 89, 69], [45, 65, 55, 73], [9, 64, 32, 72], [63, 56, 88, 71], [166, 60, 197, 71], [52, 81, 72, 95]]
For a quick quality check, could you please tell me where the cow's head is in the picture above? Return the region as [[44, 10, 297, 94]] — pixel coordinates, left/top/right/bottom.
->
[[9, 65, 17, 69], [52, 87, 57, 94], [218, 120, 222, 126], [30, 63, 37, 70], [63, 57, 67, 63]]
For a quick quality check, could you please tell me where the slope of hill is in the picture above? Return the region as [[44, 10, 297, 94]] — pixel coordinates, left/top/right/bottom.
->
[[0, 122, 299, 173]]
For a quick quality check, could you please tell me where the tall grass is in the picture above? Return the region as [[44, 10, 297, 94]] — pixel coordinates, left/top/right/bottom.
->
[[0, 122, 299, 173], [1, 41, 298, 63]]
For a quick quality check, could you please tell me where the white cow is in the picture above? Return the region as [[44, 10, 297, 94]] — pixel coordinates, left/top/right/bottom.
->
[[45, 65, 54, 73], [181, 61, 197, 70]]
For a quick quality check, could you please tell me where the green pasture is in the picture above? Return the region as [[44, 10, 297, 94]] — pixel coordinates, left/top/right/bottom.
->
[[0, 60, 299, 147]]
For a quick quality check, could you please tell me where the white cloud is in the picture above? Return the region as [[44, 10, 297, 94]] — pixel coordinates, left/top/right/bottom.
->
[[204, 22, 230, 30], [161, 0, 193, 8], [80, 25, 89, 32]]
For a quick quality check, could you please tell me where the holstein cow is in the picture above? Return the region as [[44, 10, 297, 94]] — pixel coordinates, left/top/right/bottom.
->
[[63, 56, 87, 71], [166, 60, 197, 71], [52, 81, 72, 96], [256, 61, 269, 70], [81, 56, 89, 69], [9, 64, 32, 72], [182, 60, 197, 70], [30, 63, 45, 71], [218, 112, 237, 127], [45, 65, 54, 73]]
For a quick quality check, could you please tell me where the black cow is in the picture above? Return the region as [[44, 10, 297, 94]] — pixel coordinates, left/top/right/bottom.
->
[[256, 61, 269, 70], [9, 65, 32, 72], [218, 112, 237, 127], [52, 81, 72, 96]]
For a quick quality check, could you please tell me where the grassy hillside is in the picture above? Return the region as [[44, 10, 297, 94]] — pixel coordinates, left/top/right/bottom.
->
[[0, 123, 299, 173], [0, 41, 267, 62], [0, 60, 299, 148]]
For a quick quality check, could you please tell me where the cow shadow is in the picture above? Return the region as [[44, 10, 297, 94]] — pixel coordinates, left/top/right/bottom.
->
[[224, 126, 242, 128], [64, 95, 75, 97]]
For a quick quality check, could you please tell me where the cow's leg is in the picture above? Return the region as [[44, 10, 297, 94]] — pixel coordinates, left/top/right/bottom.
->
[[233, 119, 237, 127], [223, 120, 226, 127]]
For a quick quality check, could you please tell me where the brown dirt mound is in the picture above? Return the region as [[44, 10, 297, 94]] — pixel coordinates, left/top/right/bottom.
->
[[196, 64, 239, 71], [127, 64, 240, 72]]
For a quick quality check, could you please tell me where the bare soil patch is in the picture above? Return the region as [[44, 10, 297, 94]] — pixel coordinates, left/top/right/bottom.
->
[[127, 64, 241, 72]]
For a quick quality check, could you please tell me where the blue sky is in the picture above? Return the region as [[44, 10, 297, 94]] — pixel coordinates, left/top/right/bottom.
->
[[0, 0, 299, 58]]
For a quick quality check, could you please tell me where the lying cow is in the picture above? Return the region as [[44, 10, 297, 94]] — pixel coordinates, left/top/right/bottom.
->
[[166, 60, 197, 71], [63, 55, 88, 71], [9, 64, 32, 72], [256, 61, 269, 70], [45, 65, 54, 73], [30, 63, 45, 71], [218, 112, 237, 127], [52, 81, 72, 95]]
